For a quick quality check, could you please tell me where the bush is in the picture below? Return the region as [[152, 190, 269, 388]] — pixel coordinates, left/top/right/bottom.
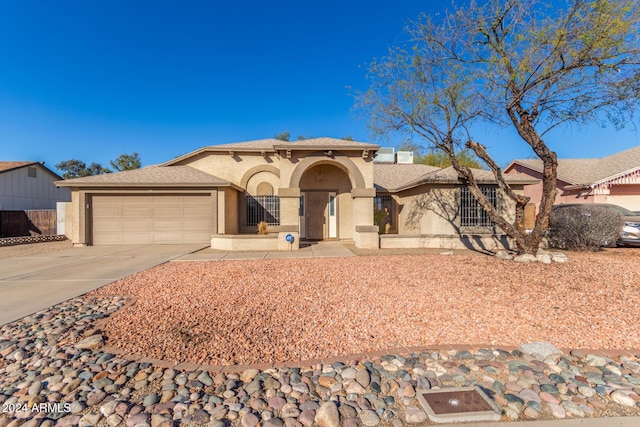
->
[[548, 205, 623, 251], [257, 221, 269, 235]]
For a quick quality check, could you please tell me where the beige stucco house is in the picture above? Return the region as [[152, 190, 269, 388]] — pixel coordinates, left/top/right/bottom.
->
[[57, 138, 535, 250], [504, 145, 640, 212]]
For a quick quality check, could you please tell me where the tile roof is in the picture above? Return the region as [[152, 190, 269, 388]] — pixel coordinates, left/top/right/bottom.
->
[[374, 164, 536, 191], [272, 137, 379, 149], [56, 165, 234, 187], [212, 137, 379, 150], [209, 139, 282, 151], [373, 164, 440, 191], [508, 145, 640, 186], [0, 161, 37, 173], [509, 158, 601, 185]]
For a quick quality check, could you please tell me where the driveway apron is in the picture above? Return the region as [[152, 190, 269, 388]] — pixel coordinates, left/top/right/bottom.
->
[[0, 244, 204, 326]]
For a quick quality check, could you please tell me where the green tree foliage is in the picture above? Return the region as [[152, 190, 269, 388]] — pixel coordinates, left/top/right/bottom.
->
[[358, 0, 640, 254], [110, 152, 142, 171], [55, 159, 111, 179], [56, 152, 141, 179], [419, 149, 484, 169], [274, 131, 290, 141]]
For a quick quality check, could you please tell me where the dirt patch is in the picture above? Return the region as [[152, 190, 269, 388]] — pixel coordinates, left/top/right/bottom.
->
[[89, 248, 640, 365]]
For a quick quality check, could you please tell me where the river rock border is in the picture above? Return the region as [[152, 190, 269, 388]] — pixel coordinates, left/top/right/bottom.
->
[[1, 295, 640, 427]]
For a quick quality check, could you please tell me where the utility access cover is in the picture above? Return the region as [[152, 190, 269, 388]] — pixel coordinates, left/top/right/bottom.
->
[[416, 386, 501, 423]]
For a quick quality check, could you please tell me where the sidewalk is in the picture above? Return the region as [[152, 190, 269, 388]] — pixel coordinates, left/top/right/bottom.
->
[[173, 240, 355, 261]]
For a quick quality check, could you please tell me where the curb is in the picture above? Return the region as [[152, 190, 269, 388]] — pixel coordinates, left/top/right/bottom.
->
[[432, 416, 640, 427]]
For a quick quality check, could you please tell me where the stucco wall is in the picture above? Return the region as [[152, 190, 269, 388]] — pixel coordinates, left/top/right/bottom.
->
[[395, 184, 518, 236], [504, 165, 596, 210]]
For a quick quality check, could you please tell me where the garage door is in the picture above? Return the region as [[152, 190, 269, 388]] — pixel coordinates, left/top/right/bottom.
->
[[92, 195, 212, 245], [607, 195, 640, 211]]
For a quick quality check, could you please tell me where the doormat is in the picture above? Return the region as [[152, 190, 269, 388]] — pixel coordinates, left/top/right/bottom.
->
[[416, 386, 502, 423]]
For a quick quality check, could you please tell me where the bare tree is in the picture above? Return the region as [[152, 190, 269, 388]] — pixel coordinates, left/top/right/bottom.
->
[[359, 0, 640, 254]]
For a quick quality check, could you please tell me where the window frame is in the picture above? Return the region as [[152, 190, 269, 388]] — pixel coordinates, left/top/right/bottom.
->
[[245, 195, 280, 227], [459, 186, 497, 229]]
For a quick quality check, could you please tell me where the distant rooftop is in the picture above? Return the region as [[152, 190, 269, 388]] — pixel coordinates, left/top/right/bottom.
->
[[506, 145, 640, 187]]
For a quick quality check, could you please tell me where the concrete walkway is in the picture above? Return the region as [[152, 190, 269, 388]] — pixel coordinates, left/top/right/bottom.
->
[[174, 241, 355, 261], [0, 244, 204, 326]]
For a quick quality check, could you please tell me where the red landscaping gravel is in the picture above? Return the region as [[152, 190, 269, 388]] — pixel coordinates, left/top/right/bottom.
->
[[89, 248, 640, 366]]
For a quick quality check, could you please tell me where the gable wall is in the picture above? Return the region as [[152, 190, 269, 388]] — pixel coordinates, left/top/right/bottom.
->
[[0, 164, 71, 210]]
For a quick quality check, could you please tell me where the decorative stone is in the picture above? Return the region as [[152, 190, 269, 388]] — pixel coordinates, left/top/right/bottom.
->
[[551, 252, 568, 263], [404, 406, 427, 424], [611, 391, 636, 407], [346, 381, 366, 395], [514, 254, 537, 263], [356, 369, 371, 388], [241, 369, 260, 383], [298, 409, 316, 427], [519, 342, 563, 360], [241, 413, 260, 427], [341, 368, 357, 380], [578, 386, 595, 398], [524, 406, 540, 419], [358, 409, 380, 426], [547, 403, 566, 419], [315, 401, 340, 427], [536, 254, 552, 264], [586, 354, 607, 367], [75, 335, 104, 350], [495, 250, 513, 260]]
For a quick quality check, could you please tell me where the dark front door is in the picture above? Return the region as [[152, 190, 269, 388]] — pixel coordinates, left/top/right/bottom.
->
[[306, 191, 327, 240]]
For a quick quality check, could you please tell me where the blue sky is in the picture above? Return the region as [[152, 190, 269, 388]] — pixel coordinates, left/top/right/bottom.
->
[[1, 1, 638, 172]]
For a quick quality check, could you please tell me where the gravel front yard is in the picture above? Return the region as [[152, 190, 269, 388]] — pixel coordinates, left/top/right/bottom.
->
[[90, 248, 640, 366], [0, 240, 72, 259]]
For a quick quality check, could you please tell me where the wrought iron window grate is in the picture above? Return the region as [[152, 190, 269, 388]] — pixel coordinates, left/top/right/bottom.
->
[[246, 196, 280, 226], [460, 187, 496, 227], [374, 194, 395, 233]]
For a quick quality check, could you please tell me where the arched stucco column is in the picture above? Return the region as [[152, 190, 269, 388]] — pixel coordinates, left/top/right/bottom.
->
[[351, 188, 379, 249], [277, 187, 300, 250]]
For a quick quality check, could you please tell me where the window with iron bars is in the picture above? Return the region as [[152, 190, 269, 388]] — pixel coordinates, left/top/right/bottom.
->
[[374, 194, 396, 234], [246, 196, 280, 226], [459, 186, 496, 227]]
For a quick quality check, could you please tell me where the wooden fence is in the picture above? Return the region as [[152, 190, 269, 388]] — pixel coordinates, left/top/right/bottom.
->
[[0, 210, 57, 237]]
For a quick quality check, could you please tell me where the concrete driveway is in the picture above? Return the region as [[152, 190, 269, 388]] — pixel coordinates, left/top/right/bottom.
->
[[0, 244, 204, 326]]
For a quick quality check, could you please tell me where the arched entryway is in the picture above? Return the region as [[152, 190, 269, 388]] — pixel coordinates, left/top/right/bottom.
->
[[299, 163, 352, 240]]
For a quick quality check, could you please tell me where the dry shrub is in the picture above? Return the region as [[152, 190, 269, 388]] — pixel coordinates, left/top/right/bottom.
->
[[257, 221, 269, 235], [548, 205, 623, 251]]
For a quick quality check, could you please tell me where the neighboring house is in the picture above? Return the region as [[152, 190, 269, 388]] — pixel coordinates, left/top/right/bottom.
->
[[0, 161, 71, 210], [57, 138, 535, 250], [504, 145, 640, 211]]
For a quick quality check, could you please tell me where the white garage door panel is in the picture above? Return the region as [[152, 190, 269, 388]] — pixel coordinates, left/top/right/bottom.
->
[[123, 220, 152, 231], [92, 195, 212, 245], [607, 196, 640, 211]]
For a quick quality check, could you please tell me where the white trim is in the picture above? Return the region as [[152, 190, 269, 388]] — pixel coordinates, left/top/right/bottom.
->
[[592, 167, 640, 189], [328, 192, 337, 239]]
